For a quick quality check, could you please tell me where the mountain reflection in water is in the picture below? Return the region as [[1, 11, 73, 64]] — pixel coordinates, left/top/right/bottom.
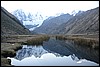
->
[[43, 38, 99, 64], [8, 38, 99, 66]]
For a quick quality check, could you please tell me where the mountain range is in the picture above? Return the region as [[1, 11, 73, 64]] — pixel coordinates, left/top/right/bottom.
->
[[33, 7, 99, 35], [1, 6, 99, 35], [33, 13, 73, 34], [11, 9, 48, 31]]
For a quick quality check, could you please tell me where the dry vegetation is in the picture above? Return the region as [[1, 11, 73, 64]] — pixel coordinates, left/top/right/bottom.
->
[[1, 58, 12, 66], [1, 43, 22, 66], [55, 34, 99, 49], [23, 35, 50, 45], [1, 35, 50, 66], [1, 34, 99, 66]]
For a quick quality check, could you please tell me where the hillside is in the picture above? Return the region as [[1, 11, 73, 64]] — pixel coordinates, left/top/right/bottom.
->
[[34, 7, 99, 35], [33, 14, 73, 34], [53, 7, 99, 35], [1, 7, 31, 35]]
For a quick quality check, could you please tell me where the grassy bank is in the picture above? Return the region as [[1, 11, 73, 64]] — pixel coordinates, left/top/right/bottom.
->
[[1, 58, 12, 66], [55, 35, 99, 49], [23, 35, 50, 45], [1, 34, 99, 66], [1, 43, 22, 66], [1, 35, 50, 66]]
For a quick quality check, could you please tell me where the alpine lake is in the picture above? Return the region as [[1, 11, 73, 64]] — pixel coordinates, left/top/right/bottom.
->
[[6, 35, 99, 66]]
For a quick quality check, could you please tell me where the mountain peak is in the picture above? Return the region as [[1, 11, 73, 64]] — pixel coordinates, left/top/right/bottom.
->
[[33, 7, 99, 35], [11, 9, 48, 31]]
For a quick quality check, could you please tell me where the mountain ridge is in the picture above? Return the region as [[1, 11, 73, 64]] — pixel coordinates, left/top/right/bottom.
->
[[33, 7, 99, 35], [1, 7, 31, 35], [12, 9, 48, 31], [33, 13, 73, 34]]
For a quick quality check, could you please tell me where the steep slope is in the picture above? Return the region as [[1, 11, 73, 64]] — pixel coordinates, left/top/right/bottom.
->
[[12, 9, 48, 31], [53, 7, 99, 34], [1, 7, 31, 35], [34, 7, 99, 35], [33, 14, 73, 34]]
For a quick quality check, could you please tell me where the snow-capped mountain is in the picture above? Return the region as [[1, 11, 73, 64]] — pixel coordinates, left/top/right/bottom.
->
[[15, 45, 48, 60], [71, 10, 84, 16], [55, 13, 65, 17], [11, 9, 48, 31], [14, 45, 63, 60]]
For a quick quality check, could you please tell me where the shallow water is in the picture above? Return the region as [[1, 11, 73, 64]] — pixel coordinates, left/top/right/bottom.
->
[[7, 38, 99, 66]]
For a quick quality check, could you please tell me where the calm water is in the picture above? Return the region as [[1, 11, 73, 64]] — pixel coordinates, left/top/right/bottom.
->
[[7, 38, 99, 66]]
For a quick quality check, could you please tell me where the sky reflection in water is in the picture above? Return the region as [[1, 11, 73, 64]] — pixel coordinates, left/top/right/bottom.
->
[[8, 53, 99, 66], [7, 38, 99, 66], [7, 45, 99, 66]]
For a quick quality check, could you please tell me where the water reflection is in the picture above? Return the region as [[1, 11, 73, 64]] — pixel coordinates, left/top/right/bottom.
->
[[8, 53, 98, 66], [43, 38, 99, 64], [15, 45, 48, 60], [7, 38, 99, 66]]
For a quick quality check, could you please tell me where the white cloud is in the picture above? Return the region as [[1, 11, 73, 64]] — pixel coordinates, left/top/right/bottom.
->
[[1, 1, 99, 16]]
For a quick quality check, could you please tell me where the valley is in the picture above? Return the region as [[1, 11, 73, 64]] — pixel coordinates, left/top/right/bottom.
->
[[1, 2, 99, 66]]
